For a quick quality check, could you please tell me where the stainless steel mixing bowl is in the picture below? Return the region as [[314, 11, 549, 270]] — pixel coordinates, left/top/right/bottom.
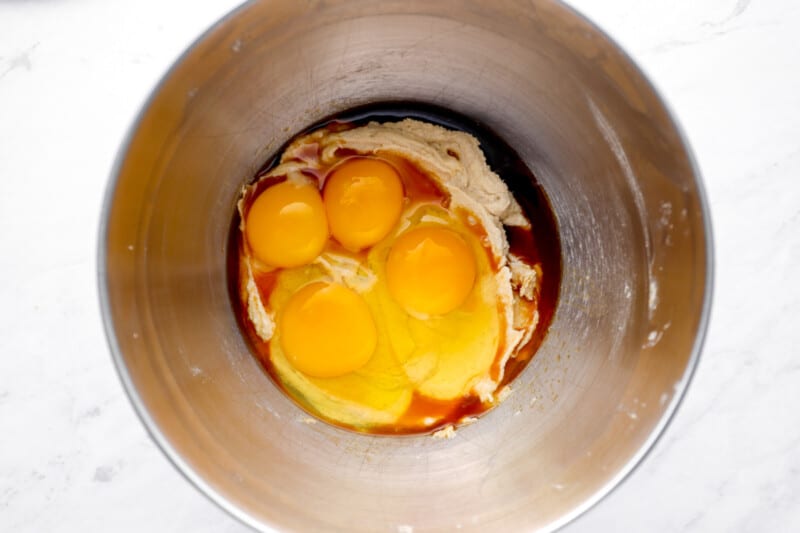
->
[[98, 0, 712, 531]]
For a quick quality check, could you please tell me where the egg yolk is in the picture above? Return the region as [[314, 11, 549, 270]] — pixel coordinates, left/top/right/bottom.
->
[[323, 158, 404, 250], [245, 180, 328, 268], [279, 282, 377, 378], [386, 226, 477, 316]]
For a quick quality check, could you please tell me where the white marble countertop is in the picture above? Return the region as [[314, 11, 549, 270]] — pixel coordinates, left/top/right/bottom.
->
[[1, 0, 798, 531]]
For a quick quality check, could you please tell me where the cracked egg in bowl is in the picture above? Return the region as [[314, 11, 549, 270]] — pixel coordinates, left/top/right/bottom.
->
[[234, 113, 559, 435]]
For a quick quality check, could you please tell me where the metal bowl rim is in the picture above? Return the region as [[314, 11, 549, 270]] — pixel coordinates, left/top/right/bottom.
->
[[96, 1, 715, 531]]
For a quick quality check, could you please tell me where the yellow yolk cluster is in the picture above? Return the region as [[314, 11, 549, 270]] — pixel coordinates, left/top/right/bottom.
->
[[245, 158, 417, 379], [241, 153, 511, 431]]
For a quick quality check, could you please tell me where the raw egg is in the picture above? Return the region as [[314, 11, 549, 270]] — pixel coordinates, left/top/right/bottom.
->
[[323, 157, 404, 250], [385, 226, 477, 316], [245, 179, 328, 268], [236, 116, 552, 435], [279, 281, 376, 378]]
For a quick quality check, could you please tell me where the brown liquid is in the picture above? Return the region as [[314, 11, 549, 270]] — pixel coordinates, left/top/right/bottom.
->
[[376, 152, 448, 206], [228, 102, 562, 435], [379, 392, 485, 435]]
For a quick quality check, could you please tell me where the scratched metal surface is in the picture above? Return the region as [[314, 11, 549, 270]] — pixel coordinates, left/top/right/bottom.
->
[[99, 1, 712, 531]]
